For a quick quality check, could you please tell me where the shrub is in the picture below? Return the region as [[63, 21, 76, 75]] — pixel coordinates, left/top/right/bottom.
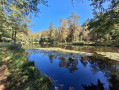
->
[[8, 44, 24, 52], [73, 42, 85, 45], [0, 42, 10, 47]]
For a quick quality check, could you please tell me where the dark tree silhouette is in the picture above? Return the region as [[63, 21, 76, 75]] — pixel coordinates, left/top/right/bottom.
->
[[82, 79, 104, 90]]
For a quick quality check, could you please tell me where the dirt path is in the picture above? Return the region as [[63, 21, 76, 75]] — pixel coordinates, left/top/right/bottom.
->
[[0, 49, 9, 90]]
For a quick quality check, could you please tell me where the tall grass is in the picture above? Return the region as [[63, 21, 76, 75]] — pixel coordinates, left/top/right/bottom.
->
[[0, 43, 51, 90]]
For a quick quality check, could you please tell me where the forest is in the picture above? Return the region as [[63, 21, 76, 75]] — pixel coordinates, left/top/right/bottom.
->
[[0, 0, 119, 46], [39, 12, 119, 46]]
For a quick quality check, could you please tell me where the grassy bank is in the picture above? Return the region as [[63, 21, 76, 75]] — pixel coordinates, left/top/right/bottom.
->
[[40, 42, 119, 47], [0, 43, 51, 90]]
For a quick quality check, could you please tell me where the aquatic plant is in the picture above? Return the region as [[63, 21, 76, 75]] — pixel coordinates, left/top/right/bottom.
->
[[97, 52, 119, 61], [36, 48, 93, 59]]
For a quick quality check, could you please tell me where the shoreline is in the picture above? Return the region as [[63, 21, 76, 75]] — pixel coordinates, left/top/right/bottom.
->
[[0, 44, 51, 89], [39, 42, 119, 47]]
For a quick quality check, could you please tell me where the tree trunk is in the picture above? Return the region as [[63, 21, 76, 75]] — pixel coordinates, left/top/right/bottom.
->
[[12, 29, 14, 43], [14, 30, 16, 43]]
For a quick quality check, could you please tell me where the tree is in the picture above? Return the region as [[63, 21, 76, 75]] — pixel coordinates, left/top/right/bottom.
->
[[87, 0, 119, 44], [67, 12, 80, 42], [0, 1, 12, 42], [80, 19, 91, 42], [0, 0, 48, 43], [58, 18, 68, 42], [40, 30, 49, 43], [48, 22, 55, 42], [71, 0, 119, 44]]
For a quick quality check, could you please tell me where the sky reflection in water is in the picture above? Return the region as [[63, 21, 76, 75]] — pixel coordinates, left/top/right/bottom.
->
[[27, 49, 119, 90]]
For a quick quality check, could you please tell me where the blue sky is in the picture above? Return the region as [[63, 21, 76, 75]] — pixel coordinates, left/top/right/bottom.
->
[[30, 0, 94, 33]]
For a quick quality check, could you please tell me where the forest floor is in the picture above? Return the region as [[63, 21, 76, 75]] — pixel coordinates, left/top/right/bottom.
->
[[0, 48, 9, 90], [0, 45, 51, 90]]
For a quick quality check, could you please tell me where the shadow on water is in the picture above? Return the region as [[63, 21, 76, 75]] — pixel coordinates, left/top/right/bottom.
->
[[82, 78, 119, 90], [48, 55, 119, 90], [25, 45, 119, 90], [82, 79, 104, 90]]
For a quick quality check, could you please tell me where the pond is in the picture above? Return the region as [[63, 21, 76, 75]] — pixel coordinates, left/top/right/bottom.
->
[[25, 44, 119, 90]]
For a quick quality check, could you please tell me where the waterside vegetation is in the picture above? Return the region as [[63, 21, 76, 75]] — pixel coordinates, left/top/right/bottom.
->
[[28, 47, 119, 61], [0, 43, 51, 90]]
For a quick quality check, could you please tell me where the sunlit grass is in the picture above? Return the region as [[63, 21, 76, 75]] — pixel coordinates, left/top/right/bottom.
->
[[0, 43, 51, 89]]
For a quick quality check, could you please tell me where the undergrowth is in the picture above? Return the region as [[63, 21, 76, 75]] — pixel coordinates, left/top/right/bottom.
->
[[0, 43, 51, 90]]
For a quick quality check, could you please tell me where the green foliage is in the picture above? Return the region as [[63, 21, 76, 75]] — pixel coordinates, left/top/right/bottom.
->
[[70, 0, 119, 46], [1, 0, 118, 46], [39, 10, 118, 46], [40, 13, 81, 44], [98, 38, 105, 43], [87, 0, 119, 45], [0, 44, 51, 89], [40, 30, 49, 43], [8, 43, 23, 51], [0, 0, 48, 43], [0, 42, 11, 48]]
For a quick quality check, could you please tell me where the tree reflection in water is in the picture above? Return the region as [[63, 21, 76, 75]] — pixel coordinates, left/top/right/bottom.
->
[[48, 55, 119, 89], [49, 55, 79, 73], [80, 57, 89, 67], [59, 57, 67, 67], [109, 75, 119, 90], [82, 79, 104, 90], [66, 58, 78, 73], [82, 77, 119, 90], [86, 55, 119, 90], [58, 57, 79, 73], [48, 55, 55, 63]]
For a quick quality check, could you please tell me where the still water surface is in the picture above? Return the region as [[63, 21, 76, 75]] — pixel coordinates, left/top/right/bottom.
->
[[26, 44, 119, 90]]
